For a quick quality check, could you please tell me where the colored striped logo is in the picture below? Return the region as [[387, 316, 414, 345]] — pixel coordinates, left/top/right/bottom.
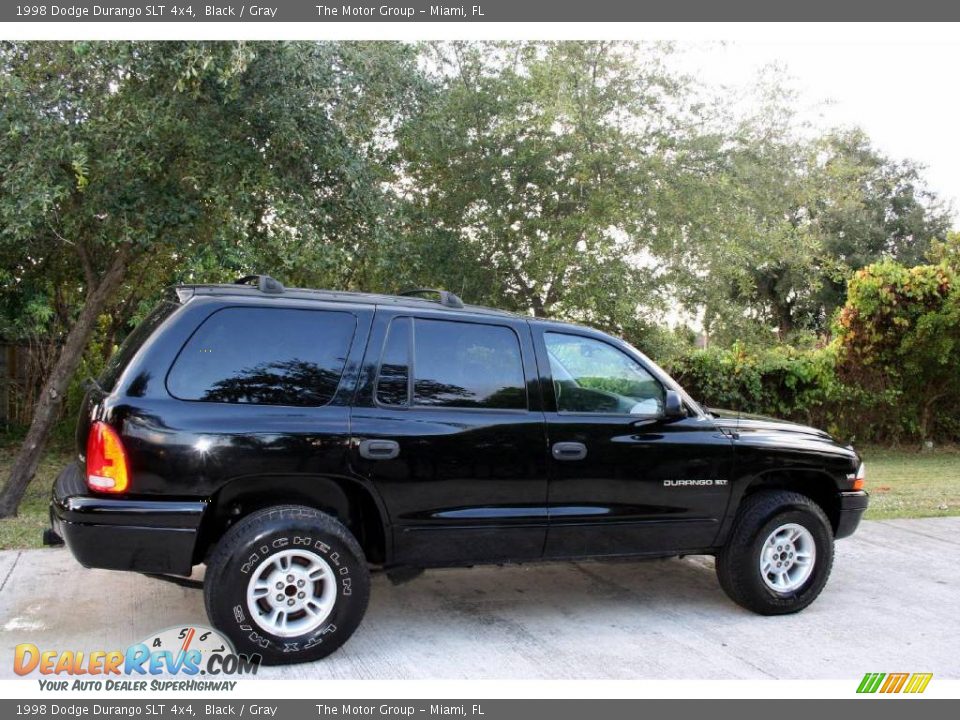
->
[[857, 672, 933, 694]]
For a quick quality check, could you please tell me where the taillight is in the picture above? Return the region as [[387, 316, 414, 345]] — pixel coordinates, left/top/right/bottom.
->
[[852, 462, 866, 491], [86, 422, 129, 493]]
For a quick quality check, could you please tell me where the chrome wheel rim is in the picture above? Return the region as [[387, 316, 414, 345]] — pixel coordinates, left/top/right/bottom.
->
[[759, 523, 816, 593], [245, 549, 336, 637]]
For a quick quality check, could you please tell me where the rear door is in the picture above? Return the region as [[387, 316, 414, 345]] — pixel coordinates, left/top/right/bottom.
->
[[349, 308, 549, 566]]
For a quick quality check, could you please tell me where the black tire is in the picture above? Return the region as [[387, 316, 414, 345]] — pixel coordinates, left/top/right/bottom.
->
[[204, 505, 370, 665], [716, 490, 834, 615]]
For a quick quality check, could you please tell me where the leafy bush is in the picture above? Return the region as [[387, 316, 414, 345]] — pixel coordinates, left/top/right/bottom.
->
[[666, 344, 909, 443], [666, 260, 960, 444], [835, 261, 960, 441], [668, 344, 839, 427]]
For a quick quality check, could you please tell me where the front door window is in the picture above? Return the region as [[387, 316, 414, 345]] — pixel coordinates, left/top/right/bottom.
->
[[544, 332, 664, 416]]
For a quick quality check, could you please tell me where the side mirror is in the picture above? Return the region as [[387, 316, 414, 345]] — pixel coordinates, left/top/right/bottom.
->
[[664, 390, 685, 419]]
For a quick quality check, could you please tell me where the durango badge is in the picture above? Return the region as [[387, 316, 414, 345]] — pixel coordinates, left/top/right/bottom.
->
[[663, 479, 729, 487]]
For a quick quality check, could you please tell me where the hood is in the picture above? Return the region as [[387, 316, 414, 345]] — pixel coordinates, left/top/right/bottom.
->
[[706, 408, 834, 441]]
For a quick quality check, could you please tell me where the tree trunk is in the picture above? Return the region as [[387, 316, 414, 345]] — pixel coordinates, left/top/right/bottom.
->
[[0, 249, 129, 518], [776, 312, 794, 342], [530, 295, 548, 318], [918, 393, 942, 448]]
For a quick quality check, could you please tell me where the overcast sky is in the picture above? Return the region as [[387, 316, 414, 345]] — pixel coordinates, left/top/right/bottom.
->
[[675, 40, 959, 225]]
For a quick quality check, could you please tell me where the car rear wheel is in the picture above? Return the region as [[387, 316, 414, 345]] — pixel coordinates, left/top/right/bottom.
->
[[204, 505, 370, 665], [716, 490, 834, 615]]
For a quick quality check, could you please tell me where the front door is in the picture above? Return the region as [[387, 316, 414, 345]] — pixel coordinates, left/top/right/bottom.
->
[[350, 310, 549, 566], [532, 327, 735, 559]]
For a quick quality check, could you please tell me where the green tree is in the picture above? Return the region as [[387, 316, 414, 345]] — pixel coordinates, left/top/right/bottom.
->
[[395, 41, 685, 336], [835, 260, 960, 441], [667, 72, 950, 345], [811, 129, 951, 321], [927, 230, 960, 271], [660, 78, 825, 344], [0, 41, 420, 516]]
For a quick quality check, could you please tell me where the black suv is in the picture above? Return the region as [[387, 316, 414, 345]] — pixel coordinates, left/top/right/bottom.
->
[[49, 276, 868, 664]]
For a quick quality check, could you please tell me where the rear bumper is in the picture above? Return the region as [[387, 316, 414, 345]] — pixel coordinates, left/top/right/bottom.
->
[[50, 462, 206, 576], [835, 490, 869, 539]]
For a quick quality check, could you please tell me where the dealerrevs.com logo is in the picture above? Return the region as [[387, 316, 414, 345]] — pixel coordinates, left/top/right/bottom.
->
[[14, 625, 260, 691], [857, 672, 933, 694]]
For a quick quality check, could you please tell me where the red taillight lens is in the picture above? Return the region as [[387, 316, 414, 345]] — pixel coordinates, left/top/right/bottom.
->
[[86, 422, 129, 493]]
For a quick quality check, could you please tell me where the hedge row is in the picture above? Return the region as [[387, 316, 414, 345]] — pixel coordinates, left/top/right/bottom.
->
[[664, 344, 952, 444]]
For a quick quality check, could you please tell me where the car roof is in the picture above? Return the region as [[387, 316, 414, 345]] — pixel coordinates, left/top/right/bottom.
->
[[177, 282, 522, 320]]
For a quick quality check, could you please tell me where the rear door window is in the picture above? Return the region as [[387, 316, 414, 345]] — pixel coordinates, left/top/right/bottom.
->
[[412, 319, 527, 410], [167, 307, 356, 407], [376, 317, 412, 407]]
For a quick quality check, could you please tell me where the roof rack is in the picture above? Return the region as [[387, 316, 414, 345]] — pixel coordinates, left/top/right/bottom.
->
[[234, 274, 285, 294], [399, 287, 465, 309]]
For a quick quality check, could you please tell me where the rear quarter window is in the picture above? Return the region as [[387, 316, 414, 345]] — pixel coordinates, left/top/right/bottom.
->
[[99, 300, 178, 392], [166, 307, 356, 407]]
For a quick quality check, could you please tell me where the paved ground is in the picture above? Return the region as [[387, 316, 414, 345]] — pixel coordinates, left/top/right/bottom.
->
[[0, 517, 957, 679]]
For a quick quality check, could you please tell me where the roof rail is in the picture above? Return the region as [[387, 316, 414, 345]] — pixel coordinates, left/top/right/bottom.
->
[[399, 287, 465, 309], [234, 274, 285, 294]]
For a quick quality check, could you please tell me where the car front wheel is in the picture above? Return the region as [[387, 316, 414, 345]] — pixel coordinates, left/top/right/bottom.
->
[[716, 490, 834, 615]]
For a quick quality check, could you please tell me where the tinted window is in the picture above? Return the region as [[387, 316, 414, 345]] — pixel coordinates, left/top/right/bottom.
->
[[545, 333, 664, 415], [100, 301, 178, 391], [376, 317, 411, 406], [413, 319, 526, 409], [167, 307, 355, 407]]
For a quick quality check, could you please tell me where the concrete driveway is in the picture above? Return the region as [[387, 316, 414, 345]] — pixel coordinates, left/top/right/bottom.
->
[[0, 517, 957, 679]]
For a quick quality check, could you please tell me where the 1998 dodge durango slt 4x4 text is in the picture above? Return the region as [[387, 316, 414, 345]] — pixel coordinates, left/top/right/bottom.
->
[[48, 275, 868, 664]]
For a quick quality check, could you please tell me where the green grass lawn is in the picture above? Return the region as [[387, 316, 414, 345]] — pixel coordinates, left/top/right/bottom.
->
[[0, 440, 73, 551], [859, 445, 960, 520], [0, 441, 957, 550]]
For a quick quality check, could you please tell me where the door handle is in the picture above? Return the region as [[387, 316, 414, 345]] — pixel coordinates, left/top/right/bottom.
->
[[358, 439, 400, 460], [552, 441, 587, 461]]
